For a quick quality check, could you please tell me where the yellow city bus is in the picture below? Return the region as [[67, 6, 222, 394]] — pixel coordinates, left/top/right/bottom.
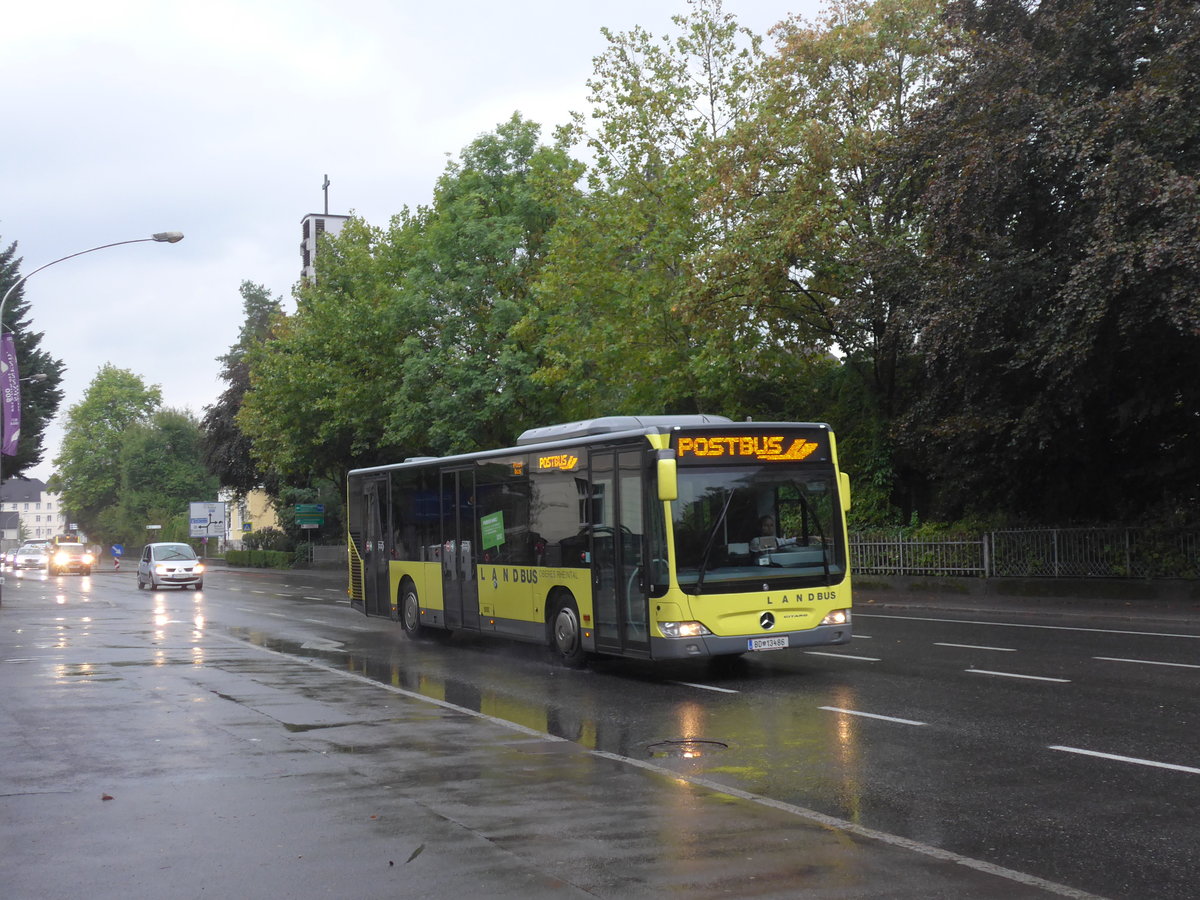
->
[[346, 415, 852, 666]]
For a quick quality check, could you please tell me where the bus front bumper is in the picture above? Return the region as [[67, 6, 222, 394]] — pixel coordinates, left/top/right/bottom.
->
[[649, 621, 852, 659]]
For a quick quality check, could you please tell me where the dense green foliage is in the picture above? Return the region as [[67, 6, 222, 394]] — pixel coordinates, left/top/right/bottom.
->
[[0, 238, 67, 477], [200, 281, 283, 497], [218, 0, 1198, 530]]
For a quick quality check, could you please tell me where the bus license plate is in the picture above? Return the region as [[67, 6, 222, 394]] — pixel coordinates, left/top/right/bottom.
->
[[748, 636, 789, 652]]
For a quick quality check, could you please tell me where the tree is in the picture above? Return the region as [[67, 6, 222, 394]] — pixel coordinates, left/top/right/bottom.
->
[[528, 0, 781, 418], [901, 0, 1200, 521], [109, 408, 218, 545], [383, 114, 579, 454], [699, 0, 951, 519], [0, 238, 68, 478], [51, 365, 161, 537], [239, 115, 579, 483], [201, 281, 283, 496]]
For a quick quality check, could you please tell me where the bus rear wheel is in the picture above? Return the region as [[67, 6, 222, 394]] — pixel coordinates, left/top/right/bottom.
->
[[549, 593, 587, 668], [399, 580, 427, 639]]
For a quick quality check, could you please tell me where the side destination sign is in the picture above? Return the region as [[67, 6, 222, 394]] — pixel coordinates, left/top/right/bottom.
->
[[674, 430, 829, 465]]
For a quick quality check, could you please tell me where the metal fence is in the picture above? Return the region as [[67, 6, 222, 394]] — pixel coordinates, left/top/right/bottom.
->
[[306, 543, 349, 566], [850, 528, 1200, 579]]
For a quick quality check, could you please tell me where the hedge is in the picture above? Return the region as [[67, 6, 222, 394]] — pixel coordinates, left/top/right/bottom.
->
[[225, 549, 292, 569]]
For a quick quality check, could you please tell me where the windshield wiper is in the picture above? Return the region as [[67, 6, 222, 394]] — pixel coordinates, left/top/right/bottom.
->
[[794, 492, 831, 584], [694, 489, 736, 595]]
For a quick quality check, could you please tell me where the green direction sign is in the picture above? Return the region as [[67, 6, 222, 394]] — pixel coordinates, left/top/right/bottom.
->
[[295, 503, 325, 529], [480, 511, 505, 551]]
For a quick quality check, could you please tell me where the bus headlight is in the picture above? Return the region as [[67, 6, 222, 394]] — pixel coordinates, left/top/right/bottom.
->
[[659, 621, 712, 638], [820, 609, 850, 626]]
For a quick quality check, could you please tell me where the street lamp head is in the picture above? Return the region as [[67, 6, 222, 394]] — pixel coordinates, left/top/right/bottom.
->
[[151, 232, 185, 243]]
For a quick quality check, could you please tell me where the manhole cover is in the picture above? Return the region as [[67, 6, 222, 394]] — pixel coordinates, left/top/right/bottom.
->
[[647, 739, 729, 759]]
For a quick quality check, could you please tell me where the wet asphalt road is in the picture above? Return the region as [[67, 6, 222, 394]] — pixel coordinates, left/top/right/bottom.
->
[[2, 565, 1198, 899]]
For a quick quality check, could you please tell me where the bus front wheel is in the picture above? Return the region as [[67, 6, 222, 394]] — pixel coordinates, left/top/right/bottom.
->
[[549, 593, 587, 668]]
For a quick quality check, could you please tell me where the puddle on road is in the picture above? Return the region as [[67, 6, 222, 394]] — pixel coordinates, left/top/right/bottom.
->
[[647, 739, 730, 759]]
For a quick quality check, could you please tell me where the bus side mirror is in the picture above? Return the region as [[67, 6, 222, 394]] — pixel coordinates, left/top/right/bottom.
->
[[657, 457, 678, 501], [839, 471, 852, 512]]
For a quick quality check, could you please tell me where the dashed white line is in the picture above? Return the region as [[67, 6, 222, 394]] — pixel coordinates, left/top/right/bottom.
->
[[672, 681, 739, 694], [856, 612, 1200, 640], [1094, 656, 1200, 670], [967, 669, 1070, 683], [1050, 745, 1200, 776], [805, 651, 881, 661], [936, 642, 1017, 652], [820, 706, 926, 726]]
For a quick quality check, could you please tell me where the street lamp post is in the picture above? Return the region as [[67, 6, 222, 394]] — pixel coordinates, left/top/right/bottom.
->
[[0, 232, 184, 604]]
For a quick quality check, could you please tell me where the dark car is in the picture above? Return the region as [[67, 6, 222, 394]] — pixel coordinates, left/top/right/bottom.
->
[[48, 543, 94, 576]]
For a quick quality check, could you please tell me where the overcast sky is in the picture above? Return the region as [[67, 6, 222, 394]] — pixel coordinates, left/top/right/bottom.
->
[[3, 0, 822, 484]]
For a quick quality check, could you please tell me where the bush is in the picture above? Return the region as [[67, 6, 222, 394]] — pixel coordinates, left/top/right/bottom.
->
[[225, 548, 292, 570]]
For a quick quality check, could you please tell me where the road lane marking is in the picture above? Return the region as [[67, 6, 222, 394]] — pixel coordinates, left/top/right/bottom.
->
[[672, 681, 739, 694], [805, 651, 880, 661], [1094, 656, 1200, 670], [852, 633, 873, 638], [936, 642, 1017, 652], [1050, 745, 1200, 776], [820, 706, 926, 726], [967, 669, 1070, 683], [856, 612, 1200, 640]]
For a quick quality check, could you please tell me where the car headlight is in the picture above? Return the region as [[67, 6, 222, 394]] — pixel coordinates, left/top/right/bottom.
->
[[659, 621, 712, 638], [194, 564, 205, 574], [54, 553, 68, 566], [83, 554, 95, 565], [820, 609, 851, 626]]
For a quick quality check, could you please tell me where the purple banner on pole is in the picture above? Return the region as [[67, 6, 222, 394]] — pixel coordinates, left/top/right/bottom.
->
[[1, 333, 21, 457]]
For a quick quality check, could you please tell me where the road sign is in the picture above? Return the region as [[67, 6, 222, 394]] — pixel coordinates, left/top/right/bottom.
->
[[189, 502, 226, 538], [295, 504, 325, 527]]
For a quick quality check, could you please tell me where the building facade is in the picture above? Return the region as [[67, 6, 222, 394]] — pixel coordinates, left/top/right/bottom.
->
[[0, 479, 71, 549], [220, 489, 281, 549]]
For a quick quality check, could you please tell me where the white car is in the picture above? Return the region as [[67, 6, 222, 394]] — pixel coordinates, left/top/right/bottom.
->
[[14, 545, 49, 570], [137, 542, 205, 590]]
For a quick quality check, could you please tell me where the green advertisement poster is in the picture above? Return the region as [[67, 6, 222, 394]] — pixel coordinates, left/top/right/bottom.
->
[[480, 511, 505, 551]]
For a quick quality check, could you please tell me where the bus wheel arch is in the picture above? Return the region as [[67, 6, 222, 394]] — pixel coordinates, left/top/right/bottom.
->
[[547, 589, 587, 668]]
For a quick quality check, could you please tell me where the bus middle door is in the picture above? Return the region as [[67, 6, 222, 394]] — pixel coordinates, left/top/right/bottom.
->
[[589, 447, 650, 656], [359, 474, 391, 618], [440, 468, 479, 631]]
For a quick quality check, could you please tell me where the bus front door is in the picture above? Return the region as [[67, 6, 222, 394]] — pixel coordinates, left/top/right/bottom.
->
[[590, 448, 650, 656], [440, 469, 479, 631], [360, 474, 391, 617]]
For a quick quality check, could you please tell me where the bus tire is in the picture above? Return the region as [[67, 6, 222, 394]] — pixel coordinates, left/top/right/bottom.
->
[[399, 579, 427, 639], [548, 591, 587, 668]]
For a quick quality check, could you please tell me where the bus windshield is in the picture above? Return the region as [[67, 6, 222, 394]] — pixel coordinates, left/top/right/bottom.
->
[[671, 465, 845, 594]]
